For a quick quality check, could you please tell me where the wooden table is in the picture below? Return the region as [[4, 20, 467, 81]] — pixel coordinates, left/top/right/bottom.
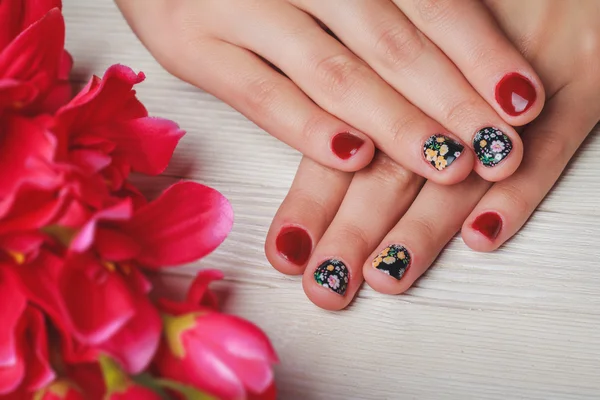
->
[[65, 2, 600, 398]]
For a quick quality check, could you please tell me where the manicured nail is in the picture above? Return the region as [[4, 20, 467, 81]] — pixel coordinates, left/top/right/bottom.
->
[[472, 212, 502, 240], [495, 73, 536, 116], [372, 244, 411, 280], [276, 226, 312, 266], [423, 134, 464, 171], [473, 127, 512, 167], [331, 132, 364, 160], [314, 259, 348, 295]]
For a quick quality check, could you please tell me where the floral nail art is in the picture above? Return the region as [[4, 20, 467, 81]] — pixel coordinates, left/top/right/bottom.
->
[[423, 134, 464, 171], [372, 245, 411, 280], [473, 127, 512, 167], [314, 259, 348, 295]]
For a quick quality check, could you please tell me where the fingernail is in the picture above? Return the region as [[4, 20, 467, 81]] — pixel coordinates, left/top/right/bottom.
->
[[276, 226, 312, 266], [472, 212, 502, 240], [314, 259, 348, 295], [423, 134, 464, 171], [372, 244, 411, 280], [331, 132, 364, 160], [473, 127, 512, 167], [495, 73, 536, 116]]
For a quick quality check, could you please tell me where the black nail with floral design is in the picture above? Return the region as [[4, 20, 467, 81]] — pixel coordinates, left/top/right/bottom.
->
[[473, 127, 512, 167], [314, 259, 348, 295], [372, 245, 411, 280], [423, 134, 464, 171]]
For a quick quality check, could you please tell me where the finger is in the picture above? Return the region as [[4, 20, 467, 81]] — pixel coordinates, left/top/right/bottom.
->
[[364, 173, 490, 294], [290, 0, 524, 182], [164, 38, 375, 171], [396, 0, 545, 124], [462, 84, 600, 251], [266, 157, 352, 275], [303, 153, 425, 310], [215, 2, 475, 184]]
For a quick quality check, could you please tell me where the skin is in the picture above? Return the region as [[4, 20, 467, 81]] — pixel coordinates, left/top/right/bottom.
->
[[115, 0, 546, 184], [265, 0, 600, 310]]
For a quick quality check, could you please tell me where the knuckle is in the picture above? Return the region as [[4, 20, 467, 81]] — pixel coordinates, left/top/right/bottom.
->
[[336, 222, 371, 252], [527, 129, 571, 167], [369, 154, 422, 190], [408, 216, 438, 242], [300, 114, 328, 144], [244, 77, 285, 115], [388, 114, 421, 148], [313, 53, 365, 102], [373, 23, 425, 70], [441, 97, 480, 127], [413, 0, 455, 23], [496, 181, 532, 217], [288, 187, 335, 223]]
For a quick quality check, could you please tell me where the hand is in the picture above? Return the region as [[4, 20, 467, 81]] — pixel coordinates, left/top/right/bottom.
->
[[265, 0, 600, 309], [115, 0, 544, 184]]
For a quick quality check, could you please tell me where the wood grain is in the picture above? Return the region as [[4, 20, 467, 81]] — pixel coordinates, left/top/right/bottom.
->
[[64, 2, 600, 399]]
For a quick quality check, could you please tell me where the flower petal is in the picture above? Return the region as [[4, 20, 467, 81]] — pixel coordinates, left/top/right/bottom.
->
[[0, 0, 62, 51], [0, 8, 64, 108], [186, 269, 224, 310], [20, 307, 55, 391], [154, 337, 245, 400], [189, 313, 278, 391], [59, 254, 136, 345], [0, 267, 26, 367], [0, 116, 59, 200], [97, 117, 184, 175], [95, 228, 140, 262], [124, 182, 233, 269], [70, 198, 132, 253], [99, 295, 161, 374]]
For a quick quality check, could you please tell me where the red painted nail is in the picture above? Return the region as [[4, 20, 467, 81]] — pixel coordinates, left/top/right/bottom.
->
[[276, 226, 312, 266], [331, 132, 364, 160], [495, 73, 536, 116], [472, 212, 503, 240]]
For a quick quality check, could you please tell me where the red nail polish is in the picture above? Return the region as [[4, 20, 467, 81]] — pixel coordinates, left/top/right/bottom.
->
[[472, 212, 503, 240], [495, 73, 536, 116], [331, 132, 364, 160], [276, 226, 312, 265]]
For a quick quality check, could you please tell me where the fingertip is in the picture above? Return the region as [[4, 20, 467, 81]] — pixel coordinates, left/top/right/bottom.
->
[[425, 149, 475, 185], [265, 223, 313, 275], [461, 212, 504, 252], [330, 132, 376, 172], [363, 262, 410, 295], [494, 71, 546, 126], [301, 272, 348, 311], [473, 127, 523, 182]]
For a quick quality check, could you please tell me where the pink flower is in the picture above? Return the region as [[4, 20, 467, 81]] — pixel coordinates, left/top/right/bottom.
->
[[0, 116, 62, 218], [0, 7, 71, 113], [327, 275, 340, 290], [153, 271, 279, 400], [70, 181, 234, 270], [51, 64, 184, 190], [490, 140, 505, 153]]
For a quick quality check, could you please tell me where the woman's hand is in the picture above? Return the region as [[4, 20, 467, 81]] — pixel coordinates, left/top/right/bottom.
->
[[265, 0, 600, 310], [115, 0, 544, 184]]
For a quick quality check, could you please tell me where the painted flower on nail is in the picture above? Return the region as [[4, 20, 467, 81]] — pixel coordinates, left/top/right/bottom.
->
[[372, 245, 411, 280], [490, 140, 505, 153], [473, 127, 512, 167], [423, 135, 464, 171], [314, 259, 348, 295], [327, 275, 340, 290]]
